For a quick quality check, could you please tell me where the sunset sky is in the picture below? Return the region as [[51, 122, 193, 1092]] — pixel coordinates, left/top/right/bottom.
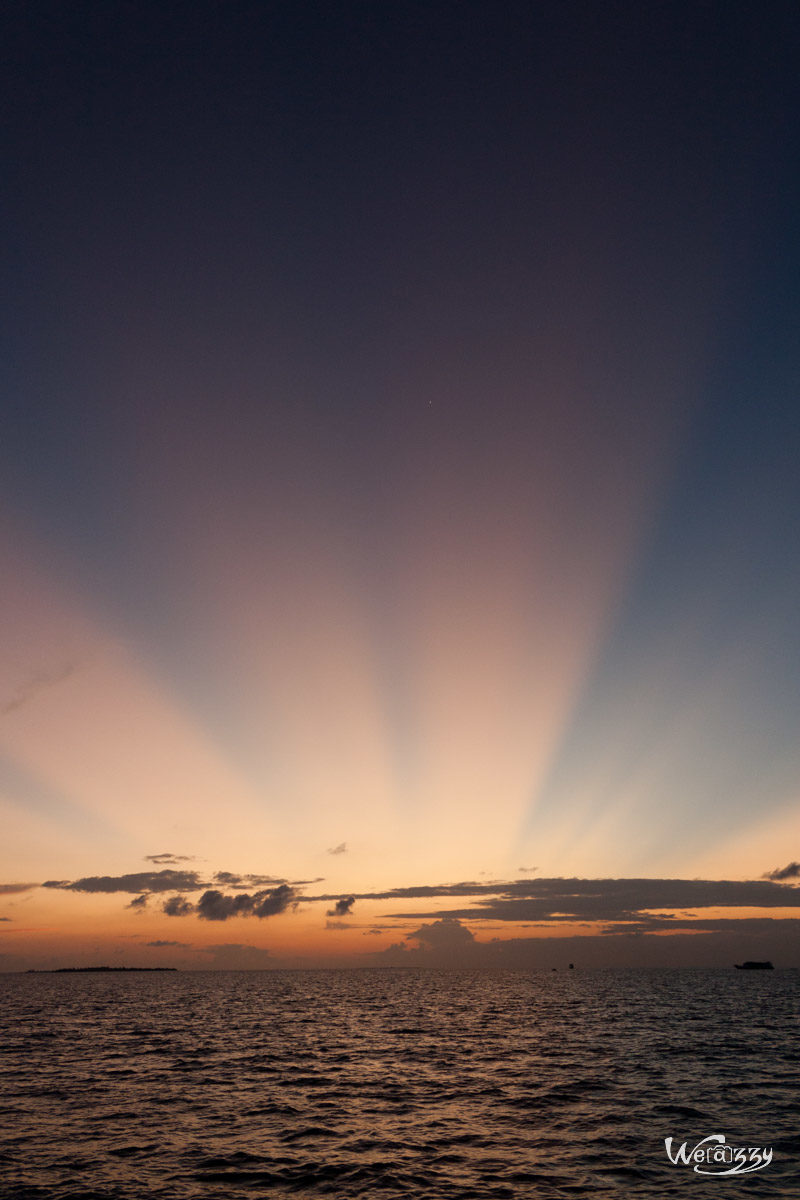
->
[[2, 2, 800, 970]]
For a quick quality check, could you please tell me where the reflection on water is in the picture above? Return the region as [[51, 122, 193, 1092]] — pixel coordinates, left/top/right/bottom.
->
[[1, 968, 798, 1198]]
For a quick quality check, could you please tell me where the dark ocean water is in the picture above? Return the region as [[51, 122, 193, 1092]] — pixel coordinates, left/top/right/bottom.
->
[[1, 967, 798, 1199]]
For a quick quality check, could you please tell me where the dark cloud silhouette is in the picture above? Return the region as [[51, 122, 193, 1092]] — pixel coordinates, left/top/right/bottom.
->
[[145, 852, 195, 865], [305, 881, 497, 904], [201, 943, 273, 968], [763, 861, 800, 881], [214, 871, 241, 886], [0, 883, 38, 894], [305, 876, 800, 924], [42, 869, 205, 894], [197, 884, 298, 921], [409, 917, 476, 949], [147, 939, 191, 948], [28, 864, 800, 946], [198, 890, 255, 921], [372, 919, 478, 964], [213, 871, 286, 889], [325, 920, 351, 930], [0, 917, 11, 922], [328, 842, 347, 855], [252, 884, 299, 917]]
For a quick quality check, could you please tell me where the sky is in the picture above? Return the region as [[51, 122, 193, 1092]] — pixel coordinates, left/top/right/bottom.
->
[[2, 1, 800, 970]]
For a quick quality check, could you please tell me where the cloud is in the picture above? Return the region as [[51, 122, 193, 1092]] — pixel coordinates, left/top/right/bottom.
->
[[200, 943, 273, 968], [145, 852, 195, 865], [327, 842, 347, 855], [408, 917, 476, 949], [763, 861, 800, 882], [42, 869, 205, 894], [326, 896, 354, 917], [305, 876, 800, 925], [325, 920, 351, 930], [213, 871, 286, 889], [0, 883, 38, 894], [197, 890, 256, 921], [197, 884, 298, 921], [370, 918, 478, 965], [147, 939, 191, 948], [163, 895, 194, 916], [1, 663, 75, 717], [518, 865, 537, 873], [0, 917, 11, 922], [127, 894, 148, 910]]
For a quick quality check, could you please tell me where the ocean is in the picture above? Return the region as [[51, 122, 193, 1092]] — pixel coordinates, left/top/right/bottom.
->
[[1, 967, 797, 1198]]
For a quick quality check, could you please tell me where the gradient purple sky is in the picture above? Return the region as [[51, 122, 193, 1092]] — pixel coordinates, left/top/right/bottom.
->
[[2, 2, 800, 968]]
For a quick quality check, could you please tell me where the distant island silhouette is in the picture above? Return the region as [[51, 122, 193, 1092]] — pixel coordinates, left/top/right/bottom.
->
[[26, 966, 179, 973], [734, 961, 774, 970]]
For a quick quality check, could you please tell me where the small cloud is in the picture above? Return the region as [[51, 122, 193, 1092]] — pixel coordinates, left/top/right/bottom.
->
[[163, 895, 194, 917], [409, 917, 476, 949], [327, 842, 347, 856], [325, 920, 351, 930], [147, 940, 191, 948], [201, 943, 273, 968], [518, 865, 537, 874], [763, 861, 800, 882], [251, 885, 298, 917], [145, 852, 195, 865], [0, 917, 11, 922], [326, 896, 355, 917], [43, 869, 204, 894], [363, 929, 383, 936], [213, 871, 243, 887], [1, 663, 76, 717], [198, 890, 254, 921], [0, 883, 38, 895], [197, 884, 298, 922], [213, 871, 286, 889], [127, 894, 148, 910]]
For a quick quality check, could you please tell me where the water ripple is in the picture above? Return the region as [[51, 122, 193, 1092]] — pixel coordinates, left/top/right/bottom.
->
[[1, 967, 797, 1198]]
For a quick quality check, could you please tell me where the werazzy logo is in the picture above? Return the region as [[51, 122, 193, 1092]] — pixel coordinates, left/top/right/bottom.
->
[[665, 1134, 773, 1176]]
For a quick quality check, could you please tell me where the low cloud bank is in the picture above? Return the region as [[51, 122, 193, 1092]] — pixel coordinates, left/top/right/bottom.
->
[[310, 875, 800, 925], [18, 861, 800, 947]]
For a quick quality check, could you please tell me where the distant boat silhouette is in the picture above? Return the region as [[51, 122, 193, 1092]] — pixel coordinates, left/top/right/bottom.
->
[[734, 961, 774, 970]]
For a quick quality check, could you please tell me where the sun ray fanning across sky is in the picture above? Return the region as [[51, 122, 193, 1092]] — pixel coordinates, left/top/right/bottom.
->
[[2, 2, 799, 969]]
